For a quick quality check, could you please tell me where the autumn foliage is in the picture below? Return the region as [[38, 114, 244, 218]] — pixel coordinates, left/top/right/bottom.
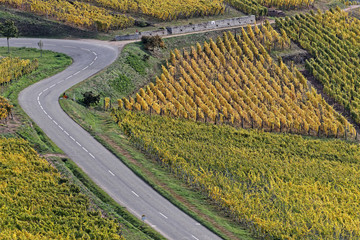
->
[[277, 9, 360, 124], [0, 138, 123, 239], [119, 24, 356, 139]]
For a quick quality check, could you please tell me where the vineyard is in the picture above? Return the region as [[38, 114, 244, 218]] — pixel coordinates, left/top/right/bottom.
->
[[0, 138, 123, 239], [0, 0, 318, 31], [277, 9, 360, 124], [0, 96, 13, 120], [256, 0, 314, 9], [0, 56, 38, 85], [0, 0, 134, 31], [2, 0, 356, 239], [225, 0, 268, 16], [118, 24, 356, 139], [112, 110, 360, 239], [225, 0, 314, 17], [83, 0, 225, 21], [0, 56, 38, 121]]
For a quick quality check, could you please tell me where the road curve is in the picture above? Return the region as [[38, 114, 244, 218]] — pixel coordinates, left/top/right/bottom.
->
[[0, 38, 222, 240]]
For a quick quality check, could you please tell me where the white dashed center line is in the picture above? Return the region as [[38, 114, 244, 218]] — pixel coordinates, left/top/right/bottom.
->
[[159, 212, 168, 219], [108, 170, 115, 176], [35, 46, 99, 173], [191, 235, 199, 240], [131, 191, 139, 197]]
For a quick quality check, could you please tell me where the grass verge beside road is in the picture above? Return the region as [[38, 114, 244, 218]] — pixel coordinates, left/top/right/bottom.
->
[[0, 46, 164, 240], [60, 36, 257, 239], [50, 156, 166, 240], [60, 98, 254, 240], [0, 46, 71, 153]]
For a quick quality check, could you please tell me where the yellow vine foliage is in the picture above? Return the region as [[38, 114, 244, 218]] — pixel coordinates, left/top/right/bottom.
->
[[119, 24, 356, 139], [0, 57, 38, 84], [0, 138, 123, 239], [277, 9, 360, 125], [1, 0, 134, 31], [104, 97, 110, 110], [257, 0, 314, 9], [0, 96, 13, 120], [82, 0, 225, 21], [112, 110, 360, 239]]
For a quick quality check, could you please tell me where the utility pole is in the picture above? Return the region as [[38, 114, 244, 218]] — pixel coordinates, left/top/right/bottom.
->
[[38, 40, 43, 58]]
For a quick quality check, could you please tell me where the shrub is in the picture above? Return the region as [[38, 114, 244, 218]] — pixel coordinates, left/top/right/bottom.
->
[[82, 91, 100, 107], [141, 35, 166, 51]]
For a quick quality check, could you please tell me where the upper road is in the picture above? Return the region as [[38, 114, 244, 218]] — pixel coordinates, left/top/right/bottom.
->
[[0, 38, 222, 240]]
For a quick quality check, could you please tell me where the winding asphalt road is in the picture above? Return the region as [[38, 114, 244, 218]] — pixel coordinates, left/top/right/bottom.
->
[[0, 38, 222, 240]]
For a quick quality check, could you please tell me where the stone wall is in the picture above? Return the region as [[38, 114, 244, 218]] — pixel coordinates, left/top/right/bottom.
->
[[166, 15, 255, 34], [114, 34, 140, 41], [114, 15, 255, 41], [141, 29, 168, 37], [114, 29, 168, 41]]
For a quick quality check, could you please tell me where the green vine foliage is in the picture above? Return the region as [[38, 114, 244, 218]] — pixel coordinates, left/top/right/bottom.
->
[[277, 9, 360, 124], [113, 109, 360, 239]]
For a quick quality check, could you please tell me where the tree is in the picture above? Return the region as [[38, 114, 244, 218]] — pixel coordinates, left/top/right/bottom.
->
[[82, 91, 100, 107], [141, 35, 165, 51], [0, 20, 19, 53]]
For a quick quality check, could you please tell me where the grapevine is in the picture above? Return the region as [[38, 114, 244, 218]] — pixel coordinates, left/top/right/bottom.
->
[[112, 109, 360, 240], [277, 8, 360, 125], [119, 24, 356, 139]]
